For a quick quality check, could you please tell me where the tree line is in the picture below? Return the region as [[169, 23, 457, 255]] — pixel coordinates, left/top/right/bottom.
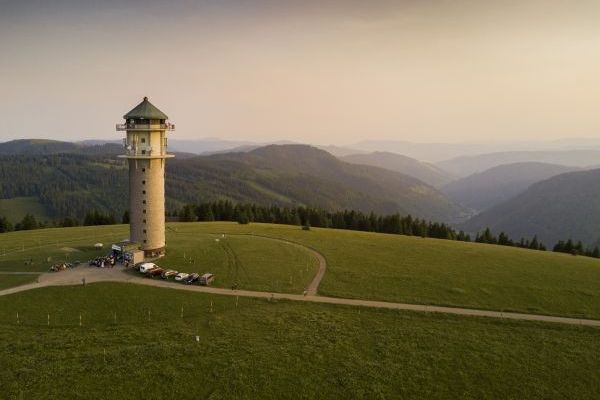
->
[[172, 201, 599, 258], [0, 210, 126, 233], [2, 201, 599, 259]]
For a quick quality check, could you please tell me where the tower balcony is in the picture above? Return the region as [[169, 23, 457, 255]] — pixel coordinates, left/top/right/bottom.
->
[[119, 143, 174, 159], [116, 123, 175, 131]]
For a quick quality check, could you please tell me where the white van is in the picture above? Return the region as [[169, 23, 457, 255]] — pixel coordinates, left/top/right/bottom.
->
[[139, 263, 158, 274]]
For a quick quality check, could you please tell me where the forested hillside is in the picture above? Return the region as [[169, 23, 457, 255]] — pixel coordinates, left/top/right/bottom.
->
[[341, 151, 454, 187], [443, 162, 580, 212], [0, 144, 466, 223], [461, 168, 600, 245], [0, 139, 123, 155]]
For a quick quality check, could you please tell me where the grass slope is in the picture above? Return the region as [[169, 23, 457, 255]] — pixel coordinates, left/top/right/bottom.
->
[[2, 222, 600, 318], [160, 230, 318, 293], [0, 274, 38, 290], [0, 224, 318, 294], [171, 222, 600, 319], [0, 283, 598, 399]]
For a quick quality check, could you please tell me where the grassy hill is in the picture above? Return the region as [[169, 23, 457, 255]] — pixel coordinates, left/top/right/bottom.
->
[[0, 143, 465, 222], [1, 283, 598, 399], [443, 162, 579, 212], [2, 223, 600, 398], [341, 151, 454, 188], [462, 168, 600, 246], [3, 222, 600, 318]]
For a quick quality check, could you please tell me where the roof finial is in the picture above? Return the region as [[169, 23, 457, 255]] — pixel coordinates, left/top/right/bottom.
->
[[143, 96, 148, 101]]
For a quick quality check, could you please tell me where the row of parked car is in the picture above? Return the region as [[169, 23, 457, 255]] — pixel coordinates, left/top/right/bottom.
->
[[136, 262, 215, 286]]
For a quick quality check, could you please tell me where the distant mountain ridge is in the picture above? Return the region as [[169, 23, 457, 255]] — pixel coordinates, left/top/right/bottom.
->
[[437, 150, 600, 177], [341, 151, 455, 188], [461, 168, 600, 245], [443, 162, 580, 212]]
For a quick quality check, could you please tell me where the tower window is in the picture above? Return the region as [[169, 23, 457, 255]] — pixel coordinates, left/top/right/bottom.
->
[[142, 168, 146, 172], [141, 150, 146, 155], [142, 180, 145, 185], [142, 190, 146, 195], [143, 209, 146, 214], [143, 229, 147, 234], [141, 138, 146, 143], [142, 200, 146, 204], [143, 219, 146, 223], [143, 240, 147, 244]]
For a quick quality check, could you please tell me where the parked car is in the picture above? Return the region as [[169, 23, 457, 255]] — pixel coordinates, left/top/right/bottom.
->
[[139, 263, 158, 274], [133, 262, 145, 271], [184, 273, 199, 285], [174, 272, 190, 282], [161, 269, 178, 279], [199, 273, 215, 286], [148, 267, 165, 277]]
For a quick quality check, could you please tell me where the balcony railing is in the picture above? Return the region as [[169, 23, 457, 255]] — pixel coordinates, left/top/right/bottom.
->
[[116, 123, 175, 131]]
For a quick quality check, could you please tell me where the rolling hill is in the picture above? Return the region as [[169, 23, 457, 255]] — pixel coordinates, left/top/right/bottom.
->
[[461, 168, 600, 246], [169, 145, 465, 221], [0, 143, 466, 223], [437, 150, 600, 177], [443, 162, 580, 212], [3, 223, 600, 398], [341, 151, 455, 187]]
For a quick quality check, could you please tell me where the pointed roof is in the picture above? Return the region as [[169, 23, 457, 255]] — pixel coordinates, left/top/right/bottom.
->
[[123, 97, 169, 120]]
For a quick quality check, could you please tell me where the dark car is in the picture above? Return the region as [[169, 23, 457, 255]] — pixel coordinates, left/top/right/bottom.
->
[[184, 273, 199, 285], [147, 267, 165, 277]]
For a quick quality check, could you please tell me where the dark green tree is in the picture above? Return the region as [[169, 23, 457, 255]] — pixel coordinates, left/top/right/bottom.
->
[[15, 214, 39, 231], [0, 215, 13, 233]]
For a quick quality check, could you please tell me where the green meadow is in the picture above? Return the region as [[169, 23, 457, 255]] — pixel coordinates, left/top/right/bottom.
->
[[0, 274, 38, 290], [0, 283, 598, 399], [169, 222, 600, 319], [2, 222, 600, 317]]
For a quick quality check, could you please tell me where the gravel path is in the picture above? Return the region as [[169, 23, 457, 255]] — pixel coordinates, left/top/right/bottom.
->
[[1, 266, 599, 327]]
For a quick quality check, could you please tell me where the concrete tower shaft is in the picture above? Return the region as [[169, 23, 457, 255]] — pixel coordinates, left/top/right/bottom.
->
[[117, 97, 174, 257]]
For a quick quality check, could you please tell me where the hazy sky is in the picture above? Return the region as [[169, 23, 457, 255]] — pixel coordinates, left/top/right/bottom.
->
[[1, 0, 599, 144]]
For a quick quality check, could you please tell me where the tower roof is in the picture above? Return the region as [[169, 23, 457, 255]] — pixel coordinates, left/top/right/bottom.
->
[[123, 97, 169, 120]]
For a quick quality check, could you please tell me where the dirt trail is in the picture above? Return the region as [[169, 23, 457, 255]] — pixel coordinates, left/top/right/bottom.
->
[[1, 266, 599, 327]]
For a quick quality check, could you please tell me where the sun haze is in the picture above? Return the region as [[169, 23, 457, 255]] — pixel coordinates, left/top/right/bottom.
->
[[1, 0, 599, 144]]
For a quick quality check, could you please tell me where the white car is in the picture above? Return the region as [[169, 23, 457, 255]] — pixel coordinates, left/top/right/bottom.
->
[[139, 263, 158, 274], [174, 272, 190, 282]]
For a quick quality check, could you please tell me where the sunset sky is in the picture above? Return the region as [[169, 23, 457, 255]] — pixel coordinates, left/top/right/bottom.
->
[[1, 0, 599, 144]]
